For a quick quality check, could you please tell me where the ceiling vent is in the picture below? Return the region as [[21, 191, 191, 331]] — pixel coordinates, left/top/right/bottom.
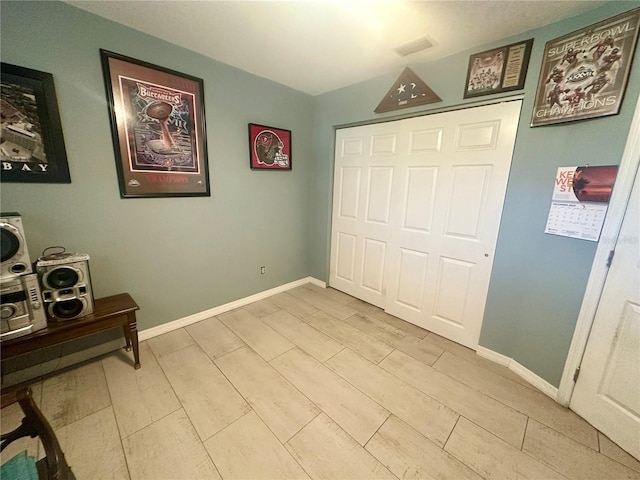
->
[[393, 36, 434, 57]]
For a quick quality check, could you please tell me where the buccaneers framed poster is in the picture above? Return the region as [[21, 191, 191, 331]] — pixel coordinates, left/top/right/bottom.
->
[[531, 8, 640, 127], [100, 50, 210, 198]]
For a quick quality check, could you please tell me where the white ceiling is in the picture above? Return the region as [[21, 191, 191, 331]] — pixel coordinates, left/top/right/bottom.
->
[[65, 0, 609, 96]]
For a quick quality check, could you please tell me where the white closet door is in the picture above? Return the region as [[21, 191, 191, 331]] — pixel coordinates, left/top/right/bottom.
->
[[330, 101, 521, 349], [570, 165, 640, 461], [330, 121, 400, 307]]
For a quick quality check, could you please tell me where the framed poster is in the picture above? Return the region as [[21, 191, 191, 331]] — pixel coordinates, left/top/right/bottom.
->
[[248, 123, 291, 170], [100, 50, 210, 198], [464, 39, 534, 99], [0, 63, 71, 183], [531, 8, 640, 127]]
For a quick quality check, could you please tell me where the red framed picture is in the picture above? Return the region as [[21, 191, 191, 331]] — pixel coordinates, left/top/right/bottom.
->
[[248, 123, 291, 170], [100, 49, 210, 198]]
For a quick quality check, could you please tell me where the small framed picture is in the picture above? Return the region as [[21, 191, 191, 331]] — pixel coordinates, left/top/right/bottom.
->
[[1, 63, 71, 183], [464, 39, 533, 99], [100, 49, 210, 198], [248, 123, 291, 170]]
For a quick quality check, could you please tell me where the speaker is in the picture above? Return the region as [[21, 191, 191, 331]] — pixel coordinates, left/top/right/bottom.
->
[[36, 253, 94, 322], [0, 212, 33, 281], [0, 273, 47, 341]]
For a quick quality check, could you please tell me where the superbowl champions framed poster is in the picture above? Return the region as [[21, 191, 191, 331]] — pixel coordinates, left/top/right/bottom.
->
[[531, 8, 640, 127], [100, 50, 210, 198]]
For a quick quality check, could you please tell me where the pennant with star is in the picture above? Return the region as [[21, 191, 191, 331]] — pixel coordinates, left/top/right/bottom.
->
[[375, 67, 442, 113]]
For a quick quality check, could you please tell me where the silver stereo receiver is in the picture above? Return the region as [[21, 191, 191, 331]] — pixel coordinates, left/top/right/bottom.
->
[[0, 273, 47, 341]]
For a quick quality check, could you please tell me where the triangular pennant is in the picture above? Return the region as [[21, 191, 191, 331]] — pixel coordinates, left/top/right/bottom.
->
[[375, 67, 442, 113]]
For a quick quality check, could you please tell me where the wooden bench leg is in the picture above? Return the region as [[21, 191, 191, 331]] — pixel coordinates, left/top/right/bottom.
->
[[121, 323, 132, 351], [127, 312, 141, 369]]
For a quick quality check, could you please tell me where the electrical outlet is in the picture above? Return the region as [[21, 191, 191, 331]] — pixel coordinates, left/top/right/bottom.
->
[[260, 266, 266, 274]]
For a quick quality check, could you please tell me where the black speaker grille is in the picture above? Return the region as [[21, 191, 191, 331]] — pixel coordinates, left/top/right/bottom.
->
[[47, 267, 79, 289], [1, 228, 20, 263], [52, 299, 84, 319]]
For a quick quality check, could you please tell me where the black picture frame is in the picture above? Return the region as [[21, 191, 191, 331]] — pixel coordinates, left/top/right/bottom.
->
[[100, 50, 210, 198], [0, 63, 71, 183], [248, 123, 292, 170], [531, 8, 640, 127], [464, 39, 534, 99]]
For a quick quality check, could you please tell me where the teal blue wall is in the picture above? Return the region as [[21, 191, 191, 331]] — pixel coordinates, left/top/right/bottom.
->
[[310, 2, 640, 386], [3, 1, 639, 387], [0, 1, 314, 331]]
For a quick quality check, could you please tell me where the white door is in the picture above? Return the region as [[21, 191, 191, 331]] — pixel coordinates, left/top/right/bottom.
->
[[570, 165, 640, 461], [330, 101, 521, 348]]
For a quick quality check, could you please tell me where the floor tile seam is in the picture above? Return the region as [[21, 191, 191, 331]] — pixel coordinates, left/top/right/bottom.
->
[[321, 348, 398, 415], [520, 414, 600, 453], [209, 347, 262, 416], [292, 292, 356, 320], [220, 308, 298, 358], [139, 337, 194, 433], [99, 359, 133, 479], [518, 426, 575, 480], [431, 352, 566, 423], [445, 416, 572, 480], [184, 315, 249, 357], [261, 314, 346, 362], [324, 347, 453, 428], [523, 416, 639, 472], [438, 347, 542, 393], [111, 340, 184, 441], [146, 329, 198, 359], [361, 411, 393, 449], [332, 310, 447, 366], [283, 410, 324, 446], [268, 348, 393, 444], [349, 349, 460, 418], [378, 352, 528, 428], [595, 433, 640, 473], [286, 411, 397, 479], [321, 346, 347, 365], [440, 378, 597, 451], [281, 423, 319, 480], [337, 312, 416, 354], [440, 425, 494, 480], [212, 344, 325, 440], [300, 310, 395, 358], [376, 354, 530, 430], [43, 357, 114, 431], [193, 420, 224, 480], [427, 368, 599, 449], [272, 291, 321, 317]]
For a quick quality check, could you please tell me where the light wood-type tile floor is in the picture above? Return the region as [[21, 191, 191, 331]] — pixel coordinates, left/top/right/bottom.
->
[[2, 283, 640, 479]]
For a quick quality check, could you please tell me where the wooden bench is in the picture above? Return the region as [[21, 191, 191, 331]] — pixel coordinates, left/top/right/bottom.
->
[[1, 293, 141, 380]]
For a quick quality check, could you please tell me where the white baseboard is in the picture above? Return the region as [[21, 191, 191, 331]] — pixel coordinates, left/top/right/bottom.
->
[[138, 277, 323, 342], [476, 346, 559, 400]]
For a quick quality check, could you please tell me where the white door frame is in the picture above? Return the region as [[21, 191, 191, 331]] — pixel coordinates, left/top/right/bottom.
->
[[558, 93, 640, 406]]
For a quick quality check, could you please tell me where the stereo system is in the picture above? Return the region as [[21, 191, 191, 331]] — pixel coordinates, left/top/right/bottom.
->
[[1, 212, 33, 281], [0, 273, 47, 341], [37, 252, 94, 322], [0, 212, 95, 340]]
